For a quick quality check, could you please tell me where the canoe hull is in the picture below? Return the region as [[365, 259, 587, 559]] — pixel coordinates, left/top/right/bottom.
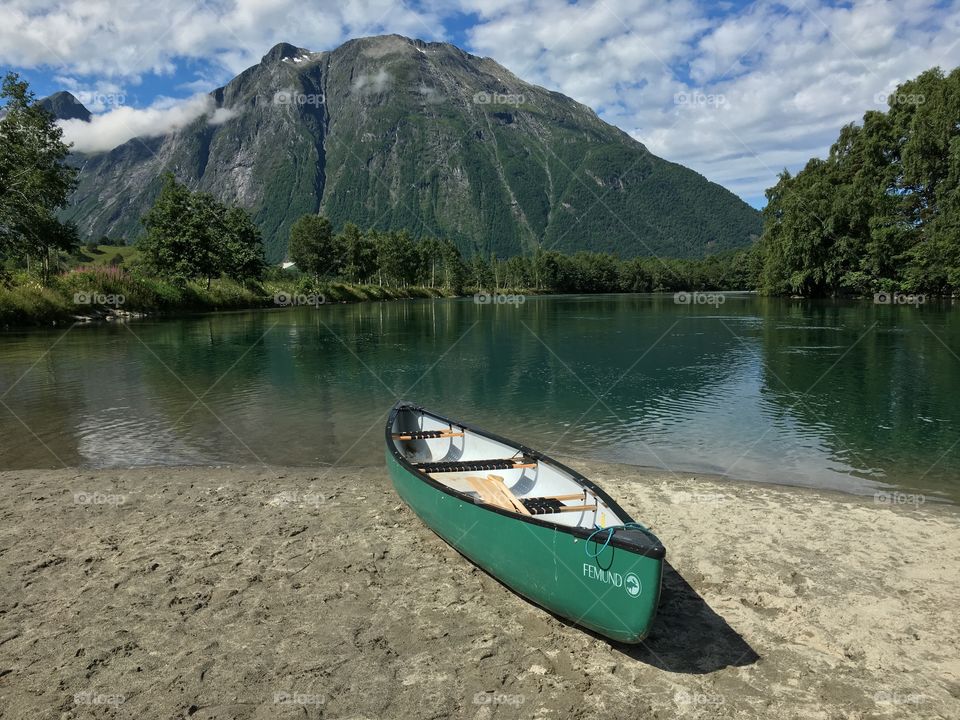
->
[[387, 451, 662, 643]]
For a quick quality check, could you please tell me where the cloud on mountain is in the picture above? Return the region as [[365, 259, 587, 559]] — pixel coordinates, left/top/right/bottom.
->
[[59, 95, 237, 153]]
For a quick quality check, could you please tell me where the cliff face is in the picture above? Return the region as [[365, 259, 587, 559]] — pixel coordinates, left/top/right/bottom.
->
[[59, 35, 760, 262]]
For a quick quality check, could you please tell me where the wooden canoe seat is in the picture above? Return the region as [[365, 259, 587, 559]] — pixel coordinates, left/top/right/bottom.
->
[[466, 475, 531, 516], [393, 430, 464, 441], [417, 458, 537, 474]]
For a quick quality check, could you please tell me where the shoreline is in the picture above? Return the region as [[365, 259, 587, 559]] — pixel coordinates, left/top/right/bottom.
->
[[2, 460, 958, 719], [7, 454, 952, 509], [0, 279, 453, 329]]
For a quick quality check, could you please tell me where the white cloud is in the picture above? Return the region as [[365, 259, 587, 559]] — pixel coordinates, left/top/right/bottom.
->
[[5, 0, 960, 202], [456, 0, 960, 203], [353, 68, 392, 94], [59, 95, 237, 153], [0, 0, 444, 79]]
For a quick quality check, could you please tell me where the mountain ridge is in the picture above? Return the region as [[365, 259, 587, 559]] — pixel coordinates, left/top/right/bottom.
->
[[54, 34, 761, 262]]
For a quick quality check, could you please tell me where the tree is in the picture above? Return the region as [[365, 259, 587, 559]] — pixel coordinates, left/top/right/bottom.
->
[[504, 255, 531, 289], [376, 230, 418, 287], [758, 65, 960, 296], [0, 72, 78, 281], [221, 206, 266, 281], [288, 214, 339, 280], [417, 237, 443, 287], [439, 239, 466, 294], [470, 253, 493, 290], [339, 223, 376, 284], [139, 174, 264, 286]]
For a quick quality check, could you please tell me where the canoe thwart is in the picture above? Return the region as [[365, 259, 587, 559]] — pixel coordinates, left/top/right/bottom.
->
[[417, 458, 537, 474], [392, 430, 464, 441]]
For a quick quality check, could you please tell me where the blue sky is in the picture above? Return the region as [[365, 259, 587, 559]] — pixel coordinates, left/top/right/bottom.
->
[[2, 0, 959, 207]]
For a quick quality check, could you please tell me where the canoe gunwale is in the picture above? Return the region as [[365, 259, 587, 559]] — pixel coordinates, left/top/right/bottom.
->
[[386, 400, 666, 560]]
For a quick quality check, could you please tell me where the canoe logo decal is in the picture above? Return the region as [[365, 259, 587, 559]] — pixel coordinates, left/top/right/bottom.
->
[[583, 564, 643, 598]]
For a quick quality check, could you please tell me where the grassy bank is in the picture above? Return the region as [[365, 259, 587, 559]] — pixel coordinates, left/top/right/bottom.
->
[[0, 266, 451, 328]]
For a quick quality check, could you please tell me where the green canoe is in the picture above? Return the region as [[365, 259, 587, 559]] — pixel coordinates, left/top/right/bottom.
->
[[386, 401, 665, 644]]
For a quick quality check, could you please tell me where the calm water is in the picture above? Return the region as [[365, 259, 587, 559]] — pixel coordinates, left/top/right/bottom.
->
[[2, 294, 958, 501]]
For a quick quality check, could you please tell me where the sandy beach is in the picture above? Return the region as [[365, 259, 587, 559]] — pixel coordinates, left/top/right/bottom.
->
[[0, 461, 958, 719]]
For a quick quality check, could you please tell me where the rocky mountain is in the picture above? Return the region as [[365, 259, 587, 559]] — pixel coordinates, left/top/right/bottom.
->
[[40, 91, 92, 122], [58, 35, 760, 263]]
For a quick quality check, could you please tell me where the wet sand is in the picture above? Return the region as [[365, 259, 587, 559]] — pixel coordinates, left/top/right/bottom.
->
[[0, 461, 957, 719]]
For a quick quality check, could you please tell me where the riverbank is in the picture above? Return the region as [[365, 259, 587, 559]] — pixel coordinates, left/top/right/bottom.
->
[[1, 461, 957, 719], [0, 271, 450, 328]]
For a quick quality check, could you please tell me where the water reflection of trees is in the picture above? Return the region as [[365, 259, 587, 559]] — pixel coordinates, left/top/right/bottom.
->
[[756, 299, 960, 492], [128, 298, 749, 465]]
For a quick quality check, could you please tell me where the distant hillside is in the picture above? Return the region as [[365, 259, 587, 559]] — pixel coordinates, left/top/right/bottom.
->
[[53, 35, 761, 263]]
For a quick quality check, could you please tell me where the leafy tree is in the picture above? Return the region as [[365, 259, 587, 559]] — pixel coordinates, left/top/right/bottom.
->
[[504, 255, 531, 288], [758, 65, 960, 296], [370, 230, 418, 287], [0, 72, 78, 281], [470, 253, 494, 290], [440, 239, 466, 293], [289, 214, 339, 279], [139, 174, 264, 286], [339, 223, 376, 284], [417, 237, 444, 287], [221, 206, 266, 281]]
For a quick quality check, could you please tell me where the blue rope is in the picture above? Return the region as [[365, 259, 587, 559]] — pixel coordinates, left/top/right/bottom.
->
[[584, 522, 652, 558]]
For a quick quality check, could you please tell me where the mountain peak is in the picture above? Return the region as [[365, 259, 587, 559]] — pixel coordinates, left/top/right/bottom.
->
[[40, 91, 91, 122], [261, 42, 310, 64]]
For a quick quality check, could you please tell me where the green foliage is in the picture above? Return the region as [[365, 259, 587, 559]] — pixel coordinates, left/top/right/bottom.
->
[[339, 222, 376, 284], [289, 214, 339, 279], [0, 72, 78, 281], [758, 66, 960, 296], [0, 280, 72, 325], [139, 174, 265, 284]]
